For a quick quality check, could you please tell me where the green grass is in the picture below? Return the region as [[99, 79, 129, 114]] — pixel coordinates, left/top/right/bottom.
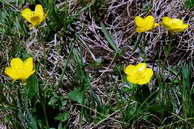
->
[[0, 0, 194, 129]]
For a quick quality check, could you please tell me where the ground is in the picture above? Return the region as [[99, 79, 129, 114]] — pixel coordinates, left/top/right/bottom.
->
[[0, 0, 194, 129]]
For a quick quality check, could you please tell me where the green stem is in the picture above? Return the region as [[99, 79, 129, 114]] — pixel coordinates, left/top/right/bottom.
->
[[133, 33, 143, 52], [41, 97, 49, 128]]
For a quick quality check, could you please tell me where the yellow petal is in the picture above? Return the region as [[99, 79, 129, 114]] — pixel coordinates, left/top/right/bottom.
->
[[171, 19, 183, 25], [138, 79, 149, 85], [21, 8, 33, 23], [135, 63, 147, 72], [10, 58, 24, 69], [154, 23, 160, 27], [24, 57, 34, 71], [125, 63, 154, 85], [181, 24, 189, 29], [145, 68, 154, 79], [145, 16, 154, 24], [21, 70, 35, 80], [134, 69, 152, 85], [35, 4, 45, 21], [5, 67, 19, 81], [162, 17, 172, 26], [127, 75, 138, 84], [144, 16, 157, 30], [135, 16, 144, 27], [124, 65, 136, 75], [22, 57, 35, 80], [139, 68, 153, 85], [136, 27, 147, 32], [169, 25, 188, 32]]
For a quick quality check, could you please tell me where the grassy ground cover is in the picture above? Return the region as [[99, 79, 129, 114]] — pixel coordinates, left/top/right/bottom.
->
[[0, 0, 194, 128]]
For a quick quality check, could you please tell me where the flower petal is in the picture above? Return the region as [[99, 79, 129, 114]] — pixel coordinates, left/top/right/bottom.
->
[[145, 16, 154, 23], [24, 57, 34, 71], [135, 16, 144, 27], [124, 65, 136, 75], [10, 58, 24, 69], [35, 4, 45, 21], [21, 70, 35, 80], [127, 75, 138, 84], [162, 17, 172, 26], [138, 68, 153, 85], [22, 57, 35, 80], [5, 67, 19, 81], [154, 23, 160, 28], [135, 63, 147, 72], [171, 19, 183, 25], [21, 8, 33, 23], [136, 27, 147, 32]]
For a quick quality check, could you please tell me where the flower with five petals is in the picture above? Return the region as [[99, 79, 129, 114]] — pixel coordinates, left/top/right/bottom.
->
[[134, 16, 159, 32], [124, 63, 153, 85], [162, 17, 189, 32], [21, 4, 46, 27], [5, 57, 35, 81]]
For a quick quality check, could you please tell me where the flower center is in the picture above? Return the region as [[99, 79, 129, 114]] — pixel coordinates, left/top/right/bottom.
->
[[30, 16, 40, 22]]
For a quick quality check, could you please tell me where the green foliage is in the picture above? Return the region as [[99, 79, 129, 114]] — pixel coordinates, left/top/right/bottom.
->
[[54, 112, 70, 122], [68, 88, 85, 104], [185, 0, 194, 8], [181, 62, 194, 118], [26, 75, 39, 99], [79, 0, 107, 22], [100, 22, 120, 52], [0, 5, 27, 37]]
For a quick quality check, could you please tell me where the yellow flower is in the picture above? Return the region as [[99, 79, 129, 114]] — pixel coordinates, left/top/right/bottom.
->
[[21, 4, 46, 27], [124, 63, 153, 85], [135, 16, 159, 32], [162, 17, 189, 32], [5, 57, 35, 81]]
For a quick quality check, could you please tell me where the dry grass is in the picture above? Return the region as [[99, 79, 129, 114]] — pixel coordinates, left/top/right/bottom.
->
[[0, 0, 194, 128]]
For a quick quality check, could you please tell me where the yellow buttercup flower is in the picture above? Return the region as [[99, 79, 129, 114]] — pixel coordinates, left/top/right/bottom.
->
[[135, 16, 159, 32], [21, 4, 46, 27], [5, 57, 35, 81], [162, 17, 189, 32], [124, 63, 153, 85]]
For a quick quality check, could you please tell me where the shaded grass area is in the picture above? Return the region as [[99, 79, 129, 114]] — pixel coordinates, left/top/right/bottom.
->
[[0, 0, 194, 128]]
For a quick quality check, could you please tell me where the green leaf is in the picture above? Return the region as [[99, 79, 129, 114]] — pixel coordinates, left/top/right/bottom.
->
[[185, 0, 194, 8], [148, 104, 166, 114], [31, 116, 38, 129], [134, 85, 151, 103], [54, 112, 70, 122], [58, 123, 63, 129], [100, 22, 120, 52], [26, 75, 39, 99], [68, 88, 85, 104], [181, 63, 192, 88]]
